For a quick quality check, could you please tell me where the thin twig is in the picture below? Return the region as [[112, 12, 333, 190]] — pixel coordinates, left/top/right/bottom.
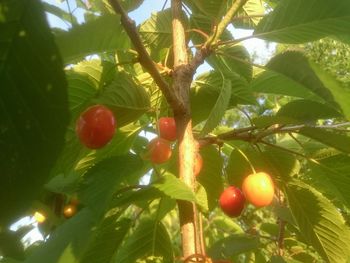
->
[[186, 29, 210, 40], [206, 0, 249, 46]]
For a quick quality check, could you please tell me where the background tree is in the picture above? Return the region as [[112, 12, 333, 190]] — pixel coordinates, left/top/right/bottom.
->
[[1, 0, 350, 262]]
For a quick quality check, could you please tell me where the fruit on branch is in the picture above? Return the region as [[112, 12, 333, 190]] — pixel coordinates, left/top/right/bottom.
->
[[63, 204, 77, 219], [158, 117, 177, 141], [242, 172, 274, 207], [194, 153, 203, 177], [219, 186, 245, 217], [147, 138, 172, 164], [76, 104, 116, 149]]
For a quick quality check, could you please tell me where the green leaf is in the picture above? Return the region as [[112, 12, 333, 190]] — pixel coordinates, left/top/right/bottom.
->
[[153, 173, 196, 203], [78, 154, 145, 218], [80, 217, 132, 263], [94, 71, 150, 127], [191, 71, 253, 127], [25, 209, 95, 263], [233, 0, 265, 29], [285, 180, 350, 263], [115, 218, 174, 263], [307, 154, 350, 208], [45, 172, 80, 195], [255, 0, 350, 43], [250, 70, 320, 100], [0, 0, 69, 225], [310, 62, 350, 120], [66, 60, 101, 119], [299, 127, 350, 154], [184, 0, 227, 18], [207, 44, 253, 81], [55, 14, 130, 63], [139, 9, 183, 58], [42, 2, 78, 25], [197, 146, 224, 211], [212, 216, 244, 234], [208, 235, 260, 260], [261, 52, 338, 106], [51, 122, 141, 181], [276, 100, 342, 122], [200, 74, 231, 136]]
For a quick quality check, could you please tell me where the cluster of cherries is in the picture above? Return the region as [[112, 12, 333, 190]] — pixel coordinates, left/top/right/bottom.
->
[[75, 104, 275, 219], [145, 117, 203, 177], [75, 104, 203, 175], [219, 172, 275, 217]]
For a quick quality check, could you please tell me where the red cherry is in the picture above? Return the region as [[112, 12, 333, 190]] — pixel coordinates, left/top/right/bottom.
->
[[219, 186, 245, 217], [147, 138, 172, 164], [76, 105, 116, 149], [194, 154, 203, 177], [158, 117, 177, 141]]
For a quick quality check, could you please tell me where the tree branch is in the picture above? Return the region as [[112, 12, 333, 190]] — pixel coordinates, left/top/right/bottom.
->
[[198, 122, 350, 146], [208, 0, 248, 45], [171, 0, 200, 259], [189, 0, 249, 75], [108, 0, 185, 113]]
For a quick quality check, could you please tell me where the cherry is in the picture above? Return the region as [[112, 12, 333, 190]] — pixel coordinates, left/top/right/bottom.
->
[[194, 153, 203, 177], [63, 204, 77, 218], [219, 186, 245, 217], [147, 138, 172, 164], [158, 117, 177, 141], [242, 172, 274, 207], [76, 105, 116, 149]]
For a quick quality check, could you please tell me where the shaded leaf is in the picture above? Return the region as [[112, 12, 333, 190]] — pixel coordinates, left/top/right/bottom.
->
[[0, 0, 69, 225], [94, 71, 150, 127], [26, 209, 95, 263], [310, 62, 350, 120], [277, 100, 342, 123], [299, 127, 350, 154], [207, 44, 253, 81], [208, 235, 260, 260], [200, 75, 231, 136], [285, 180, 350, 263], [197, 146, 224, 211], [115, 218, 174, 263], [78, 154, 145, 218], [80, 217, 132, 263]]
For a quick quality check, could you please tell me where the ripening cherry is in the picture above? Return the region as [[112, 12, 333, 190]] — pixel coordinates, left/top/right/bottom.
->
[[158, 117, 177, 141], [219, 186, 245, 217], [147, 138, 172, 164], [63, 204, 77, 219], [242, 172, 275, 207], [194, 153, 203, 177], [76, 105, 116, 149]]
